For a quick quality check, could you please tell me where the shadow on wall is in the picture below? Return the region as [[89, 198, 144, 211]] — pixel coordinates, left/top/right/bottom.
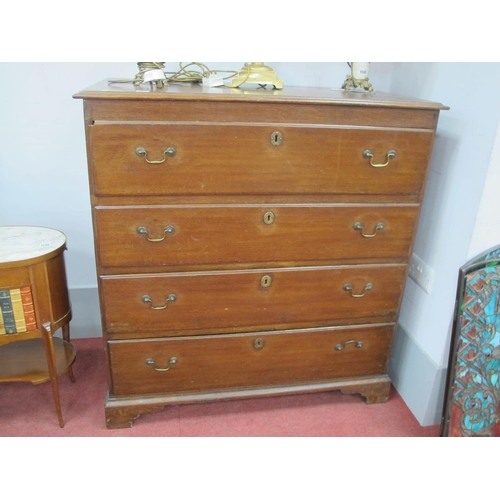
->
[[416, 121, 461, 263]]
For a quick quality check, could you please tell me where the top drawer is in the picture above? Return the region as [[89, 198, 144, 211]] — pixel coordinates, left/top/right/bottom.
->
[[89, 123, 434, 197]]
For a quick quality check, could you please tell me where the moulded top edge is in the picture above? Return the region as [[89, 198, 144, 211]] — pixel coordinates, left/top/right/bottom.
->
[[73, 79, 449, 111]]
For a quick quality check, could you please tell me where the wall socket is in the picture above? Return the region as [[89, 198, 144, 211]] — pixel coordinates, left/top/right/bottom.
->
[[408, 253, 434, 294]]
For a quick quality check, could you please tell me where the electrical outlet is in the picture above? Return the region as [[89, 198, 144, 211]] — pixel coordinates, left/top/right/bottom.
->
[[408, 253, 434, 294]]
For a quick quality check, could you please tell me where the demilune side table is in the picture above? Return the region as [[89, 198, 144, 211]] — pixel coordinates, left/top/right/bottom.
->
[[0, 226, 76, 428]]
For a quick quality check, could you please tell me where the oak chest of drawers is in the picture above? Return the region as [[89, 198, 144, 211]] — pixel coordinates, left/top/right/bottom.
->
[[74, 81, 447, 429]]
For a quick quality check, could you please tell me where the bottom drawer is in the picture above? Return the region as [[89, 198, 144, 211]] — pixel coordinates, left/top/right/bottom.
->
[[108, 324, 394, 396]]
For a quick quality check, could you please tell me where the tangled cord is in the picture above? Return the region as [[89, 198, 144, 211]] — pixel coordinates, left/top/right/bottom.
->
[[108, 62, 250, 88], [108, 62, 167, 86]]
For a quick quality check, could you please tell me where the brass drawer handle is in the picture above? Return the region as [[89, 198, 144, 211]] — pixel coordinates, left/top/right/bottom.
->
[[353, 222, 384, 238], [137, 225, 175, 242], [335, 340, 364, 351], [146, 357, 178, 371], [142, 294, 177, 310], [363, 149, 396, 168], [135, 146, 177, 164], [343, 283, 372, 298]]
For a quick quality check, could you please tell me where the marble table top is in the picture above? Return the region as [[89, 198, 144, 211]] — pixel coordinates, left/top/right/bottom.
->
[[0, 226, 66, 264]]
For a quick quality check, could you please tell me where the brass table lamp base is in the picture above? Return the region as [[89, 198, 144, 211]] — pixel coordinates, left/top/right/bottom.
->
[[341, 75, 374, 94], [231, 62, 284, 89]]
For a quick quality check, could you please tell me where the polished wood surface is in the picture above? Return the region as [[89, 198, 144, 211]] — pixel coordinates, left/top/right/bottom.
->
[[109, 324, 394, 396], [101, 265, 406, 337], [88, 100, 441, 129], [95, 204, 419, 270], [75, 82, 446, 428], [90, 124, 434, 197], [0, 337, 75, 383], [74, 80, 448, 110]]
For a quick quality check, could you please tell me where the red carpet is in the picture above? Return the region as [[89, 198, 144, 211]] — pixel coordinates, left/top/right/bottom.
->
[[0, 337, 439, 437]]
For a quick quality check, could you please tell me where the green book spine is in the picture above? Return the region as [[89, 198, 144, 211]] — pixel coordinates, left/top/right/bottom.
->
[[0, 299, 5, 334], [0, 289, 16, 334]]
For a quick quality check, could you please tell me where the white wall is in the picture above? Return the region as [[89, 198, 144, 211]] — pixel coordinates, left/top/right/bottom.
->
[[0, 63, 139, 286], [468, 120, 500, 258], [395, 63, 500, 364], [387, 63, 500, 424]]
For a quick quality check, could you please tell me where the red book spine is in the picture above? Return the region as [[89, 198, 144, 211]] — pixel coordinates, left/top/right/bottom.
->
[[20, 286, 37, 331]]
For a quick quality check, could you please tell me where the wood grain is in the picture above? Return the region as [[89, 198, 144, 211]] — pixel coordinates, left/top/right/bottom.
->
[[109, 324, 394, 396], [95, 204, 419, 269], [89, 123, 434, 197], [101, 265, 406, 336]]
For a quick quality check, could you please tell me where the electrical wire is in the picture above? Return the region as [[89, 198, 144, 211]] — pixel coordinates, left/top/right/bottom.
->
[[108, 62, 167, 86], [108, 62, 251, 88]]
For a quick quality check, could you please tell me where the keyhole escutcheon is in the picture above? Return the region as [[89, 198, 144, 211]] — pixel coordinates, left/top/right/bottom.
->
[[253, 338, 265, 349], [263, 211, 275, 225], [271, 131, 283, 146], [261, 275, 272, 288]]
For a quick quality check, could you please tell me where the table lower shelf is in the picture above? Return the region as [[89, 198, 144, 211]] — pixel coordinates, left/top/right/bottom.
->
[[0, 337, 76, 384]]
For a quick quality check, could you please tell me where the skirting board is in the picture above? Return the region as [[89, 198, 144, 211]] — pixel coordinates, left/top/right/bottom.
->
[[388, 323, 447, 426]]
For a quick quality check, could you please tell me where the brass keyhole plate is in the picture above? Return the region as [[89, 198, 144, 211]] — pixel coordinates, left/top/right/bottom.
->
[[253, 338, 265, 349], [263, 211, 275, 225], [271, 131, 283, 146], [261, 275, 272, 287]]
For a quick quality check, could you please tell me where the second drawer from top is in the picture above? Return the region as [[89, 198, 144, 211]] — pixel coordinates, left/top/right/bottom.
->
[[95, 204, 419, 270]]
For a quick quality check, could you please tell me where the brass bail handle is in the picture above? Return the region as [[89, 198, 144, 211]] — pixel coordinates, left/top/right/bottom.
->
[[137, 225, 175, 242], [353, 222, 384, 238], [146, 357, 178, 371], [136, 146, 177, 164], [142, 294, 177, 310], [343, 283, 373, 298], [363, 149, 396, 168], [335, 340, 364, 351]]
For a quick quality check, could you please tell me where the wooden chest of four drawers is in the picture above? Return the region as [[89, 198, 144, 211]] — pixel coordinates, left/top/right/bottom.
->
[[74, 81, 446, 429]]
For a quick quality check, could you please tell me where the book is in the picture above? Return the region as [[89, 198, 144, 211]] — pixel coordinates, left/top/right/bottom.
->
[[0, 289, 16, 334], [0, 301, 5, 334], [20, 286, 37, 331], [10, 288, 27, 333]]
